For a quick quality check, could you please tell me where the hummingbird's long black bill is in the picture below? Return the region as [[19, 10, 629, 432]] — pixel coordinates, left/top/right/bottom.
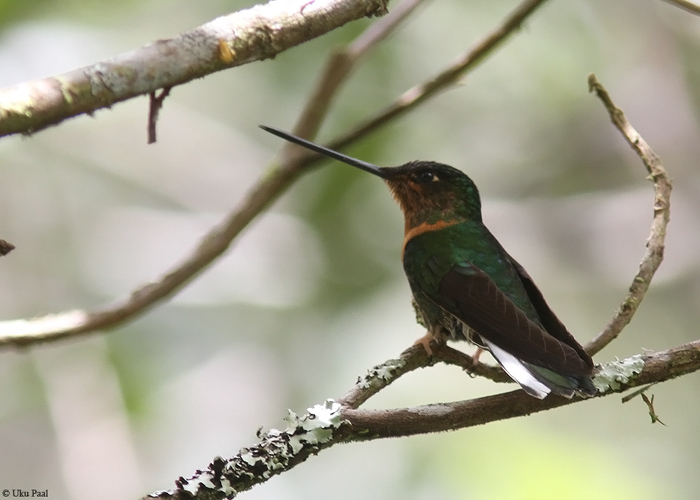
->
[[259, 125, 388, 179]]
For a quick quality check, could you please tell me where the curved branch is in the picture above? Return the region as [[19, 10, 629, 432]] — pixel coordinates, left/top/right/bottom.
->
[[584, 74, 672, 356], [0, 0, 388, 138], [0, 0, 545, 350]]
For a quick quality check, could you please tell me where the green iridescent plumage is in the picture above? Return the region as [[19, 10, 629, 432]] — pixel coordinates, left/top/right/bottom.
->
[[261, 126, 596, 399]]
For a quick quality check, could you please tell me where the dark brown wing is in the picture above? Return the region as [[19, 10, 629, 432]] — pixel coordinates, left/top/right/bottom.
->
[[507, 255, 594, 370], [435, 263, 593, 376]]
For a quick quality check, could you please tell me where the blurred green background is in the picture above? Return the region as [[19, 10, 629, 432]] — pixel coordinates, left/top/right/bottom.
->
[[1, 0, 700, 499]]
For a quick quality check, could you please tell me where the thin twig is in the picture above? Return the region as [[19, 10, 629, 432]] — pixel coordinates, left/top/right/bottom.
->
[[147, 87, 172, 144], [585, 74, 672, 356], [0, 0, 546, 350], [640, 393, 666, 425], [290, 0, 428, 142], [325, 0, 549, 151], [620, 383, 656, 403]]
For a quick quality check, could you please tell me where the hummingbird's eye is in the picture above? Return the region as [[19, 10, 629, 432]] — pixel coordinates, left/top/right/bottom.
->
[[418, 171, 439, 183]]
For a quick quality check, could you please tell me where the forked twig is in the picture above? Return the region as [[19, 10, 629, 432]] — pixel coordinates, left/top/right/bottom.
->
[[147, 87, 172, 144]]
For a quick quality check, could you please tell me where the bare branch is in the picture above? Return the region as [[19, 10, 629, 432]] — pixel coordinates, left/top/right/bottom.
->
[[585, 74, 672, 356], [0, 0, 389, 138]]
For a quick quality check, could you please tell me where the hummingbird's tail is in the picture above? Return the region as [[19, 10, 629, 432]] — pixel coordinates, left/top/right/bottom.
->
[[483, 339, 596, 399]]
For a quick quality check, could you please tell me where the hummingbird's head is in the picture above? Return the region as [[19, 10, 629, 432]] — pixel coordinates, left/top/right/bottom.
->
[[259, 126, 483, 231], [380, 161, 482, 230]]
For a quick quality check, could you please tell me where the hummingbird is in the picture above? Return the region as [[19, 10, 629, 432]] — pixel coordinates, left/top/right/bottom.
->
[[260, 125, 596, 399]]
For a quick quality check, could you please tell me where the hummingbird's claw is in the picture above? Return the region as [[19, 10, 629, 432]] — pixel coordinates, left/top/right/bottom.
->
[[414, 332, 436, 356]]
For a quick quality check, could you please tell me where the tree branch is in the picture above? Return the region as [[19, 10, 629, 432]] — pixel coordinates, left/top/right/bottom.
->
[[338, 342, 509, 410], [584, 74, 672, 356], [344, 341, 700, 438], [0, 0, 388, 138], [0, 0, 545, 350], [144, 341, 700, 500]]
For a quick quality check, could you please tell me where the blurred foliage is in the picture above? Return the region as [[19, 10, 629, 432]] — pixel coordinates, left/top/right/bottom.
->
[[1, 1, 700, 500], [0, 0, 50, 27]]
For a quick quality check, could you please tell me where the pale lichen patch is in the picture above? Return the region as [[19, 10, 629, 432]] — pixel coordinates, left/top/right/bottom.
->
[[357, 358, 406, 389], [298, 399, 342, 444], [85, 63, 137, 96], [219, 477, 237, 497], [160, 399, 345, 498], [407, 404, 453, 417], [376, 359, 406, 380], [180, 471, 216, 495], [593, 355, 645, 393]]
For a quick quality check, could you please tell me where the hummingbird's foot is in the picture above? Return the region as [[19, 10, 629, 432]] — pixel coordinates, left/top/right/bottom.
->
[[463, 347, 485, 376], [413, 332, 436, 356]]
